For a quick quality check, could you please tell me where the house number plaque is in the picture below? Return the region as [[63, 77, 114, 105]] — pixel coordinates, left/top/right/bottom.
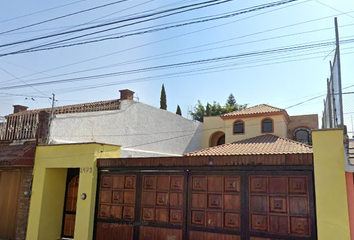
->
[[80, 167, 93, 173]]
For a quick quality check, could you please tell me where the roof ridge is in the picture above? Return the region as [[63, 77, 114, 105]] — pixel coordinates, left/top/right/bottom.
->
[[185, 134, 312, 157], [10, 98, 121, 116], [220, 103, 286, 117], [233, 134, 312, 148]]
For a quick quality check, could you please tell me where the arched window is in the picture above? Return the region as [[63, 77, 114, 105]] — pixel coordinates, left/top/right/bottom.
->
[[216, 135, 225, 146], [209, 131, 225, 147], [293, 127, 311, 145], [262, 118, 273, 133], [233, 120, 244, 134]]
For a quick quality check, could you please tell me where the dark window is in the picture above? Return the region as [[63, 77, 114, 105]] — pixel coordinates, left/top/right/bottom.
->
[[217, 135, 225, 145], [262, 119, 273, 133], [233, 121, 244, 134], [294, 128, 311, 145]]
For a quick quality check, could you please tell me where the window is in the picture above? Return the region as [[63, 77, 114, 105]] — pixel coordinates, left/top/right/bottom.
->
[[233, 121, 244, 134], [209, 131, 225, 147], [293, 127, 311, 145], [216, 135, 225, 145], [262, 119, 273, 133]]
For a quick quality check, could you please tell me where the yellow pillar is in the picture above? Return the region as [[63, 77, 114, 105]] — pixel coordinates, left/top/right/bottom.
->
[[26, 143, 120, 240], [312, 129, 351, 240]]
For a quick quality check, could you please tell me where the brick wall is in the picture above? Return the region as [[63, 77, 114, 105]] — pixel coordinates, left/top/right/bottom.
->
[[287, 114, 319, 139], [15, 167, 33, 240]]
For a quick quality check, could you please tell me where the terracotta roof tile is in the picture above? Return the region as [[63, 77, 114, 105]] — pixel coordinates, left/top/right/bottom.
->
[[0, 144, 36, 166], [11, 99, 121, 116], [349, 141, 354, 159], [185, 134, 312, 156], [221, 104, 285, 117]]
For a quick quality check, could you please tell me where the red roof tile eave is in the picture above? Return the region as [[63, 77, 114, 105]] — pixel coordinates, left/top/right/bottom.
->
[[9, 99, 121, 116], [185, 152, 313, 157], [0, 145, 36, 166], [184, 134, 312, 157], [220, 111, 291, 123]]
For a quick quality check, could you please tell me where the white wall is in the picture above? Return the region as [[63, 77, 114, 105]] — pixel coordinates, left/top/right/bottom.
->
[[49, 100, 202, 157]]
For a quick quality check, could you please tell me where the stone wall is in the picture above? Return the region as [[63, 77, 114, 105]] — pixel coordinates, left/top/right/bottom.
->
[[15, 167, 33, 240], [287, 114, 319, 139]]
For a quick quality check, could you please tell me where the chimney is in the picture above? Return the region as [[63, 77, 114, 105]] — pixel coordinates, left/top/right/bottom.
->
[[119, 89, 135, 100], [13, 105, 28, 113]]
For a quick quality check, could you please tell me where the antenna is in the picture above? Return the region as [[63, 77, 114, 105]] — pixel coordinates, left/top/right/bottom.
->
[[352, 115, 353, 138], [134, 93, 140, 102]]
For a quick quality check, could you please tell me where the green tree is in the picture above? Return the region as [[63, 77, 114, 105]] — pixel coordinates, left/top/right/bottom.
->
[[190, 100, 205, 122], [176, 105, 182, 116], [190, 94, 247, 122], [160, 84, 167, 110], [226, 93, 236, 106]]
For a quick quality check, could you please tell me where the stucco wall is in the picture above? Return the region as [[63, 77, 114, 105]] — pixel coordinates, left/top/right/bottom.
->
[[202, 116, 225, 148], [26, 143, 120, 240], [312, 129, 351, 240], [203, 115, 287, 148], [49, 100, 202, 157]]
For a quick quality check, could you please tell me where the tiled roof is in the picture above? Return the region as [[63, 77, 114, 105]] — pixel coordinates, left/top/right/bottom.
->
[[185, 134, 313, 156], [0, 144, 36, 166], [349, 141, 354, 160], [11, 99, 121, 116], [221, 104, 285, 117]]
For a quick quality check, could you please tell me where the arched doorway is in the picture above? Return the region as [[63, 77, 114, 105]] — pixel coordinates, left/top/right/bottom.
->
[[209, 131, 225, 147]]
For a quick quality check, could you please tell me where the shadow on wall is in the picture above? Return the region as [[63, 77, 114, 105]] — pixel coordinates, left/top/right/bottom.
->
[[183, 123, 203, 154]]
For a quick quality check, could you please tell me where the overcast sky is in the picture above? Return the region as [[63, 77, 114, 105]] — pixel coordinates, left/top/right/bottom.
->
[[0, 0, 353, 132]]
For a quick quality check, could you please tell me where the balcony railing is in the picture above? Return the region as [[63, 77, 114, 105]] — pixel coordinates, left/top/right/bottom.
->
[[0, 113, 39, 141]]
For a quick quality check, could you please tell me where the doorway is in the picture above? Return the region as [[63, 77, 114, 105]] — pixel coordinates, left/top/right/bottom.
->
[[62, 169, 79, 238]]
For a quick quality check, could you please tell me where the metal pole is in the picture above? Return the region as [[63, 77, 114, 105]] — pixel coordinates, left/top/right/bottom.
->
[[334, 17, 344, 128], [47, 93, 55, 144], [327, 78, 333, 128]]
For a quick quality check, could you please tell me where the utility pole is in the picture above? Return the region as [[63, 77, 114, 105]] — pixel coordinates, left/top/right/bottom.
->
[[46, 93, 55, 144], [334, 17, 344, 128]]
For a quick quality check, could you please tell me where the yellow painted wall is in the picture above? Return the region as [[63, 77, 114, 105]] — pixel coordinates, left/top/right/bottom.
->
[[312, 129, 350, 240], [26, 143, 120, 240], [203, 115, 288, 148], [202, 116, 225, 148]]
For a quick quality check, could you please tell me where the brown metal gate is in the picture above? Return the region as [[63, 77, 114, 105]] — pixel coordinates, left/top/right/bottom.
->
[[0, 171, 22, 240], [95, 170, 316, 240]]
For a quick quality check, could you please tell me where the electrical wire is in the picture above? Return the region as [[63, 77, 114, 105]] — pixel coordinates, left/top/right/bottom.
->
[[0, 0, 90, 25], [0, 0, 300, 56], [0, 37, 352, 91], [0, 0, 129, 35], [1, 3, 345, 87], [0, 0, 231, 49]]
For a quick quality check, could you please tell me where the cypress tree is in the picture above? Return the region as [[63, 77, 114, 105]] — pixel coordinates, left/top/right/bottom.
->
[[160, 84, 167, 110], [176, 105, 182, 116]]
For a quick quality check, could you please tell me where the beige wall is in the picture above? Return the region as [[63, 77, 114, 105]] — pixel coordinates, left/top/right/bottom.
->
[[202, 116, 225, 148], [287, 114, 318, 139], [203, 115, 288, 148]]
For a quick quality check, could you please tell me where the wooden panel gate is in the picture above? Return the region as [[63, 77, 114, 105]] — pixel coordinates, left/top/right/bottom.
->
[[95, 169, 316, 240]]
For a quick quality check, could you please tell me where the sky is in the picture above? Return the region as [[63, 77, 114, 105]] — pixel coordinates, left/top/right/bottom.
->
[[0, 0, 353, 133]]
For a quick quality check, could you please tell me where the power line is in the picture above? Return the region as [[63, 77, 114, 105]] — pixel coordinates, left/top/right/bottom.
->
[[0, 0, 156, 66], [47, 49, 354, 96], [0, 37, 352, 91], [0, 0, 230, 49], [0, 0, 129, 35], [11, 25, 354, 86], [0, 67, 49, 98], [0, 0, 90, 25], [1, 3, 346, 86], [0, 0, 300, 56], [314, 0, 354, 20]]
